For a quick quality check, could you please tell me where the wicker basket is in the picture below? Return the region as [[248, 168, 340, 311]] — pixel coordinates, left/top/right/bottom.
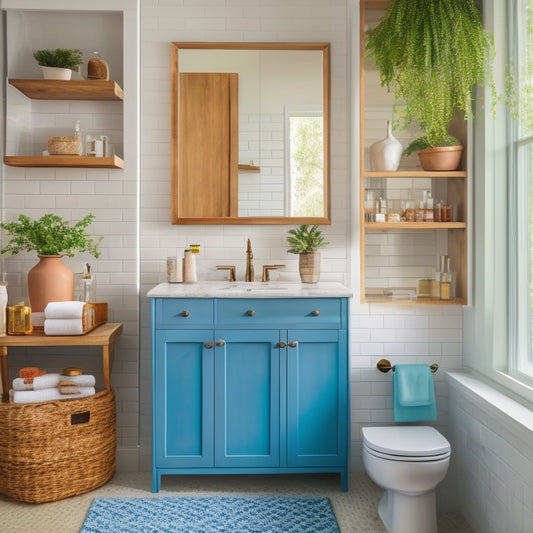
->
[[0, 389, 116, 503], [47, 136, 81, 155]]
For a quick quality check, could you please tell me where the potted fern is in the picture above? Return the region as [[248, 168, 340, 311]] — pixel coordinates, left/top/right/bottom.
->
[[33, 48, 83, 80], [286, 224, 328, 283], [366, 0, 494, 170], [0, 213, 101, 312]]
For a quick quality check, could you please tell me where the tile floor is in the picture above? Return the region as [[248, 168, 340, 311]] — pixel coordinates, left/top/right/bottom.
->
[[0, 471, 474, 532]]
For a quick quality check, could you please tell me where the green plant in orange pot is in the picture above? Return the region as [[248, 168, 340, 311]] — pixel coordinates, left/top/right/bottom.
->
[[0, 213, 101, 312]]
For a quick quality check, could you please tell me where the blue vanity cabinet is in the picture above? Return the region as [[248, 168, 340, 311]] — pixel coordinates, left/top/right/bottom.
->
[[151, 295, 350, 492]]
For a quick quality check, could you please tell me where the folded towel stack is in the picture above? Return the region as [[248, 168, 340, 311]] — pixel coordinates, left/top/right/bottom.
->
[[44, 301, 88, 335], [11, 366, 96, 404]]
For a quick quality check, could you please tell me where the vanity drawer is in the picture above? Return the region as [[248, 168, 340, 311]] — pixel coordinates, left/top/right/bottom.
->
[[216, 298, 342, 328], [155, 298, 214, 328]]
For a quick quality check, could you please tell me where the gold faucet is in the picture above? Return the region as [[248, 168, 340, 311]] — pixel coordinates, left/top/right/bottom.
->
[[262, 264, 285, 282], [245, 238, 254, 282], [217, 265, 236, 282]]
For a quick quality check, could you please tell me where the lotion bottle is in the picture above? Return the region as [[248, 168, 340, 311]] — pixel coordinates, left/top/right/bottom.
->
[[0, 282, 7, 336]]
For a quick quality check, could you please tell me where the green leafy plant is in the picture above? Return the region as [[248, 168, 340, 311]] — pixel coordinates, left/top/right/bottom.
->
[[366, 0, 494, 148], [286, 224, 328, 254], [0, 213, 101, 258], [33, 48, 83, 71]]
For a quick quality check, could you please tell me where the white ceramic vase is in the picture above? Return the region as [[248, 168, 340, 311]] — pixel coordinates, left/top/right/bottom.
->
[[369, 120, 403, 171], [41, 66, 73, 80]]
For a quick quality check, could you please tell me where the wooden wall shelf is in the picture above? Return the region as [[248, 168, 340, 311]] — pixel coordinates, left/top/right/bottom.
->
[[365, 222, 467, 230], [363, 170, 466, 179], [359, 0, 469, 306], [8, 79, 124, 100], [4, 155, 124, 169], [238, 163, 260, 172]]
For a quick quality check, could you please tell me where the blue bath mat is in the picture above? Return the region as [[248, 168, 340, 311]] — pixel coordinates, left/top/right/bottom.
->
[[80, 496, 340, 532]]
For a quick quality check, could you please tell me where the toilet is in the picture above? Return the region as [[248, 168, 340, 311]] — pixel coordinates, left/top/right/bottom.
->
[[362, 425, 451, 533]]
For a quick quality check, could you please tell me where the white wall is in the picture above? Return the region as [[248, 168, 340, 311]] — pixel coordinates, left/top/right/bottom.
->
[[138, 0, 465, 489], [0, 1, 140, 471], [1, 0, 466, 503]]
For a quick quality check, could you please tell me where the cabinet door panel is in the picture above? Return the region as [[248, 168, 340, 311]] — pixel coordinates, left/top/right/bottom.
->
[[286, 329, 347, 467], [154, 330, 214, 467], [214, 329, 280, 467]]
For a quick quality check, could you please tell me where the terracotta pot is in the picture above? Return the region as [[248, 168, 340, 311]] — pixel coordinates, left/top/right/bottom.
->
[[27, 255, 74, 313], [299, 252, 320, 283], [417, 145, 463, 171]]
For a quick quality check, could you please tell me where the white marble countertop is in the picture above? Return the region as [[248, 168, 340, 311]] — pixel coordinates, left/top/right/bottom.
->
[[147, 281, 353, 298]]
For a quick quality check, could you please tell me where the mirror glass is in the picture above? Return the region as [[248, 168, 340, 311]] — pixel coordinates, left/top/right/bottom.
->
[[171, 42, 330, 224]]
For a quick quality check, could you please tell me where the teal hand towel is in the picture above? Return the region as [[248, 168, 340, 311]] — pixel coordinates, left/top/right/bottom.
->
[[393, 364, 437, 422]]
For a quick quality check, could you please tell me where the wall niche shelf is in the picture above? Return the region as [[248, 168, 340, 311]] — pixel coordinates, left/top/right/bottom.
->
[[360, 0, 470, 306], [8, 79, 124, 100], [5, 78, 124, 169], [4, 155, 124, 169]]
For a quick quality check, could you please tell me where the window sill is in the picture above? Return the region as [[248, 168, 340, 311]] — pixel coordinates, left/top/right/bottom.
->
[[447, 372, 533, 441]]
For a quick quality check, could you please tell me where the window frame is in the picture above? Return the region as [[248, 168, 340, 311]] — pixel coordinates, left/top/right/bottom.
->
[[463, 0, 533, 406], [508, 0, 533, 383]]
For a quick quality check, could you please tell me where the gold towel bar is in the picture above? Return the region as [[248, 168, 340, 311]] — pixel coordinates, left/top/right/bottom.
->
[[377, 358, 438, 374]]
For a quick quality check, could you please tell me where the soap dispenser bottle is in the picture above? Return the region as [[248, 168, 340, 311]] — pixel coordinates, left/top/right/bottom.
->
[[182, 249, 198, 283], [0, 282, 7, 336]]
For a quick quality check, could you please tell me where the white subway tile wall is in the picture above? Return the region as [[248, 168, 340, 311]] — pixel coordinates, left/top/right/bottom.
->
[[137, 0, 465, 481], [448, 376, 533, 532], [1, 8, 138, 470], [1, 1, 464, 487]]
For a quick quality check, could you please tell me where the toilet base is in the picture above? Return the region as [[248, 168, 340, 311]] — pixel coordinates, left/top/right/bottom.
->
[[378, 488, 438, 533]]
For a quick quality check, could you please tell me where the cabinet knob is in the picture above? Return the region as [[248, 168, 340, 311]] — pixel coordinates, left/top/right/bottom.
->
[[246, 310, 255, 316], [181, 310, 190, 317], [279, 342, 287, 348], [311, 309, 320, 316], [288, 341, 298, 348], [204, 342, 213, 349], [216, 339, 226, 347]]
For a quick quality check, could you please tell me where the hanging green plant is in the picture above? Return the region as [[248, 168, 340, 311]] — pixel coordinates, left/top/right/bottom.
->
[[366, 0, 495, 151]]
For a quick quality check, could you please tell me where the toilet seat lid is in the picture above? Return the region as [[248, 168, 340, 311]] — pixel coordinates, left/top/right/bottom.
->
[[362, 426, 450, 457]]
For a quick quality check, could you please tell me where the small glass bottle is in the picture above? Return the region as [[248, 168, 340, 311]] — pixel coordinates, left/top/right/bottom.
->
[[440, 255, 455, 301], [87, 51, 109, 80], [83, 263, 96, 302], [7, 303, 33, 335]]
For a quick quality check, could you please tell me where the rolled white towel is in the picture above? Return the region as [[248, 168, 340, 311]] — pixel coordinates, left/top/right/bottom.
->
[[45, 301, 85, 320], [44, 318, 84, 336], [12, 386, 96, 404], [12, 373, 96, 391]]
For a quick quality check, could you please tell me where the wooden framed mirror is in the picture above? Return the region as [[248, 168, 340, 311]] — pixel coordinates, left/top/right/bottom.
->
[[171, 42, 330, 225]]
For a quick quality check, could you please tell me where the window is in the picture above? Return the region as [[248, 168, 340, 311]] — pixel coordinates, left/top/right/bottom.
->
[[284, 105, 324, 217], [509, 0, 533, 381]]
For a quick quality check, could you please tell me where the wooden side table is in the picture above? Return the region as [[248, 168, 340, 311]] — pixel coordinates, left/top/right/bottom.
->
[[0, 322, 123, 402]]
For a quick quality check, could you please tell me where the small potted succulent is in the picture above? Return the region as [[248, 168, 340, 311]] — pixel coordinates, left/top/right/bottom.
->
[[286, 224, 328, 283], [0, 213, 101, 312], [33, 48, 83, 80]]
